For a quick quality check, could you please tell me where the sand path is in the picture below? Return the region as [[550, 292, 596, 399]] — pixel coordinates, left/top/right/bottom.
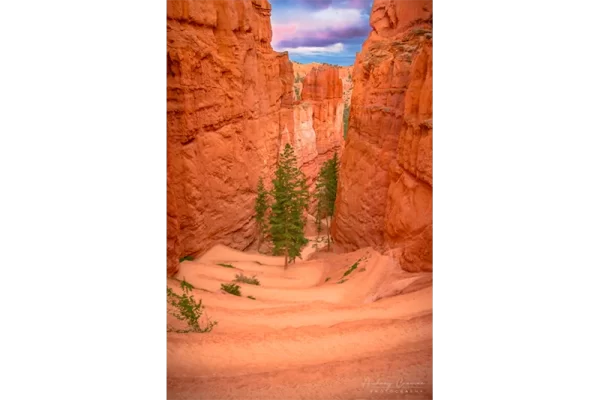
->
[[167, 240, 432, 400]]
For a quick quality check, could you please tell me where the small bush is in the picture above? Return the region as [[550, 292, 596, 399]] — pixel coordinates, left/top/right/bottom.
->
[[247, 295, 256, 300], [337, 279, 347, 284], [221, 283, 241, 296], [167, 279, 217, 333], [235, 273, 261, 286], [217, 263, 235, 269], [358, 267, 366, 272], [342, 258, 363, 277], [179, 255, 194, 262], [325, 277, 331, 282]]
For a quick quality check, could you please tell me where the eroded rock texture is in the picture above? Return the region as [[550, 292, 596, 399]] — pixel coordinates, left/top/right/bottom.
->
[[338, 66, 354, 106], [332, 0, 433, 272], [167, 0, 294, 275], [282, 64, 346, 211]]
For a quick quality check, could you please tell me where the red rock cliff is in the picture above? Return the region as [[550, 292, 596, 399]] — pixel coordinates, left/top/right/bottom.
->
[[332, 0, 433, 272], [167, 0, 294, 275], [282, 64, 346, 211], [338, 66, 354, 106]]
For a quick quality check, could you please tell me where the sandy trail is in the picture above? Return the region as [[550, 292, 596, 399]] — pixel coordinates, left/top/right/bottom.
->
[[168, 240, 432, 400]]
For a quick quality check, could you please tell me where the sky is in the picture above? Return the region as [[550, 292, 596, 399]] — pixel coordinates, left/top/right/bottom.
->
[[270, 0, 374, 66]]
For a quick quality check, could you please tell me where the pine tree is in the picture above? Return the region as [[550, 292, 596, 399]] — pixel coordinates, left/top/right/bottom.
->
[[315, 153, 339, 250], [270, 144, 309, 268], [254, 176, 269, 253], [343, 103, 350, 139]]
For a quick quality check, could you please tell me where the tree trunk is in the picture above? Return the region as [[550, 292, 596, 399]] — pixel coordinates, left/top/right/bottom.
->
[[284, 248, 288, 269], [257, 227, 262, 254], [326, 216, 331, 251]]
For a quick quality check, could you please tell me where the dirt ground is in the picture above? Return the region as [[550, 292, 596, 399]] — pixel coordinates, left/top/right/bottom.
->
[[167, 238, 432, 400]]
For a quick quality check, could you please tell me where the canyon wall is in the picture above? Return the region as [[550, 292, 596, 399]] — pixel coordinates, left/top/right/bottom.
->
[[332, 0, 433, 272], [292, 62, 352, 106], [167, 0, 294, 275], [338, 66, 354, 106], [283, 64, 346, 211]]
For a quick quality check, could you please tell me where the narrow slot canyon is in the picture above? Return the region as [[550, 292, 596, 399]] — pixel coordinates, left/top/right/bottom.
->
[[167, 1, 433, 399]]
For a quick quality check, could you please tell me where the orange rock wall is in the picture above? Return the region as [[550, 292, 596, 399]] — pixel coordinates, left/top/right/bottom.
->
[[302, 66, 345, 173], [332, 0, 433, 272], [338, 66, 354, 106], [292, 62, 352, 105], [167, 0, 294, 275], [283, 65, 346, 211]]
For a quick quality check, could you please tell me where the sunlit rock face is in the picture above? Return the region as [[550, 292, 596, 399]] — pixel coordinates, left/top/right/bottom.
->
[[332, 0, 433, 272]]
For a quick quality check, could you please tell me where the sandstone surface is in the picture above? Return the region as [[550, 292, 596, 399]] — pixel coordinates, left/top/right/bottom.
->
[[332, 0, 433, 272], [167, 1, 350, 274], [338, 66, 354, 106], [283, 64, 346, 211], [292, 61, 353, 106], [167, 0, 295, 275]]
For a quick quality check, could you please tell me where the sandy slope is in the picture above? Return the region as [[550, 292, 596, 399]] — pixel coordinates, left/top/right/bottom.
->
[[167, 240, 432, 400]]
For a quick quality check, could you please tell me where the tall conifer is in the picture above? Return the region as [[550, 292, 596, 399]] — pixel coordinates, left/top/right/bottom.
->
[[315, 152, 339, 250], [270, 144, 309, 268], [254, 176, 269, 253]]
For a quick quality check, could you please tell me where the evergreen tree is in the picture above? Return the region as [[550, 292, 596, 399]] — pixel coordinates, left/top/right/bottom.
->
[[315, 153, 340, 250], [270, 144, 309, 268], [343, 103, 351, 139], [254, 176, 269, 253]]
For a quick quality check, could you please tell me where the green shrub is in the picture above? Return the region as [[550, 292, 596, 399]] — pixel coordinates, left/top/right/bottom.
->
[[337, 279, 347, 284], [247, 295, 256, 300], [221, 283, 241, 296], [325, 277, 331, 282], [167, 279, 217, 333], [217, 263, 235, 269], [179, 255, 194, 262], [235, 273, 261, 286], [342, 258, 363, 277]]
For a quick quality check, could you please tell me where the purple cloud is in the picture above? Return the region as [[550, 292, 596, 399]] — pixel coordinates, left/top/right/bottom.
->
[[270, 0, 373, 65], [299, 0, 333, 9], [338, 0, 372, 8], [277, 25, 372, 48]]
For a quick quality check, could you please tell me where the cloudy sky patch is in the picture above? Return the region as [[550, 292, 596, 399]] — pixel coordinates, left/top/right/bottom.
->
[[271, 0, 373, 66]]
